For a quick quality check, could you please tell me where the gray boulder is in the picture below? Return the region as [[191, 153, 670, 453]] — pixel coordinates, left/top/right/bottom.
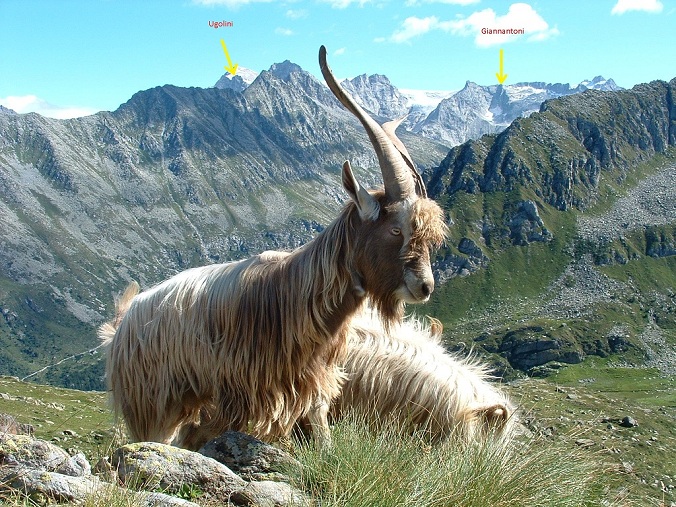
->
[[0, 433, 90, 477], [0, 419, 310, 507], [232, 480, 312, 507], [199, 431, 303, 482], [112, 441, 247, 499]]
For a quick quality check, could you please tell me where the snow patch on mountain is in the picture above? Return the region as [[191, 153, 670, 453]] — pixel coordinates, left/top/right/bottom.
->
[[214, 67, 260, 92]]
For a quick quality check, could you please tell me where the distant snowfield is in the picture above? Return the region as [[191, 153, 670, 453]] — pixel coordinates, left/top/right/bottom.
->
[[399, 88, 456, 112]]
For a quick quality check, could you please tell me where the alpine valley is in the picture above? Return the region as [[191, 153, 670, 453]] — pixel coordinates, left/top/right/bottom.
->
[[0, 60, 674, 401]]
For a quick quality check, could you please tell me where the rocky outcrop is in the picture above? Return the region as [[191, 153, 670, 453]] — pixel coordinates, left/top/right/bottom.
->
[[433, 237, 490, 283], [497, 325, 585, 371], [508, 200, 552, 246], [0, 427, 309, 507], [199, 431, 302, 482]]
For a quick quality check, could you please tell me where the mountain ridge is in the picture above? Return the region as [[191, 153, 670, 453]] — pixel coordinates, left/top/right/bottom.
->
[[213, 61, 621, 148]]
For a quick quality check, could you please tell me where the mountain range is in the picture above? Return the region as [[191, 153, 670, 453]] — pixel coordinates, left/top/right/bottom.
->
[[216, 62, 621, 147], [0, 58, 673, 390]]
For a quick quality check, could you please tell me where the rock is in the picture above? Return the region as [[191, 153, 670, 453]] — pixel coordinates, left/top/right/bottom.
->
[[134, 492, 202, 507], [112, 441, 247, 499], [0, 418, 318, 507], [498, 326, 584, 370], [0, 413, 34, 435], [232, 480, 312, 507], [620, 416, 638, 428], [200, 431, 303, 482], [508, 200, 552, 245], [0, 467, 103, 504], [528, 362, 566, 377], [432, 237, 490, 284], [0, 466, 200, 507], [575, 438, 595, 448], [0, 433, 91, 476]]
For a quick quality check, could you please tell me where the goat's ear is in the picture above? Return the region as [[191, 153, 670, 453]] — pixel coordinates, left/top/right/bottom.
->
[[342, 161, 379, 221], [472, 403, 511, 430]]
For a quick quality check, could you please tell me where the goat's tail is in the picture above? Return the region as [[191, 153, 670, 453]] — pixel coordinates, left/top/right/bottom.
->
[[98, 281, 140, 346]]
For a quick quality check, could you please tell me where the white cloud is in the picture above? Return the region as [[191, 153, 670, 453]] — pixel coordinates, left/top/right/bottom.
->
[[334, 47, 347, 56], [275, 27, 294, 36], [0, 95, 97, 119], [611, 0, 663, 14], [317, 0, 370, 8], [449, 3, 559, 47], [389, 3, 559, 47], [390, 16, 440, 43], [285, 9, 308, 19]]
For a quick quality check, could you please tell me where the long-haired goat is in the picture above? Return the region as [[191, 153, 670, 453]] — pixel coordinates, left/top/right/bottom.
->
[[99, 46, 448, 451], [331, 314, 516, 443]]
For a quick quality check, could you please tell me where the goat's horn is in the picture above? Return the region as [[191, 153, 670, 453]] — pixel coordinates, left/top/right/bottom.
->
[[319, 45, 416, 202], [382, 117, 427, 198]]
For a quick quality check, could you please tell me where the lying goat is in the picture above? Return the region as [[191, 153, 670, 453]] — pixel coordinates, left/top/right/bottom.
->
[[331, 314, 516, 442]]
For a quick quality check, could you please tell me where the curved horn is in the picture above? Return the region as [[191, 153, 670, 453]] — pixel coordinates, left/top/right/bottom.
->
[[319, 45, 416, 202], [382, 117, 427, 198]]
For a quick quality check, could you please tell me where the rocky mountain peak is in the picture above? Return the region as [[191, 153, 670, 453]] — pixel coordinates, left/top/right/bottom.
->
[[268, 60, 304, 81], [461, 80, 484, 92], [578, 76, 621, 91], [340, 73, 409, 119]]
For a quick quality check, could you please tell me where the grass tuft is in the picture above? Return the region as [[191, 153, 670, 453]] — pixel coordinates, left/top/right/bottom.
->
[[293, 409, 627, 507]]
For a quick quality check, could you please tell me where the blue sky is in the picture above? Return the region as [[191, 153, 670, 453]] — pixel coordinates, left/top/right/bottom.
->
[[1, 0, 674, 118]]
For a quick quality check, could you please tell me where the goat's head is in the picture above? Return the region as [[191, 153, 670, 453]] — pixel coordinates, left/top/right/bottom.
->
[[319, 46, 447, 322]]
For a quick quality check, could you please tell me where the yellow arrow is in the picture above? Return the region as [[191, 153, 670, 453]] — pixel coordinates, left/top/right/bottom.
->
[[220, 39, 239, 76], [495, 48, 507, 84]]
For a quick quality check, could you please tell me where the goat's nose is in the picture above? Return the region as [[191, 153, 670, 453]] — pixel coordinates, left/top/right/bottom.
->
[[421, 280, 434, 297]]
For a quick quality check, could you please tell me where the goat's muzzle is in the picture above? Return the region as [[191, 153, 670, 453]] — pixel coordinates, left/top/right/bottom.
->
[[400, 268, 435, 303]]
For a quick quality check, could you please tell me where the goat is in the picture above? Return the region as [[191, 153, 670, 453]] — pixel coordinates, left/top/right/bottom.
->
[[331, 313, 516, 443], [99, 46, 448, 451]]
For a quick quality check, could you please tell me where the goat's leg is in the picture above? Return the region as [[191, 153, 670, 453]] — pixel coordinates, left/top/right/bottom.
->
[[307, 396, 332, 448]]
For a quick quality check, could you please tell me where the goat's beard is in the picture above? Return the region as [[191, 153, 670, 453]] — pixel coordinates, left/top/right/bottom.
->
[[370, 293, 406, 332]]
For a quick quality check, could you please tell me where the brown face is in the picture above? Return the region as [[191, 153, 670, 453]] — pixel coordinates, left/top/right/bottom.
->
[[352, 194, 446, 320]]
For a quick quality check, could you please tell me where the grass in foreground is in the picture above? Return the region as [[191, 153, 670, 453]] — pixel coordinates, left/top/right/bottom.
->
[[292, 410, 628, 507]]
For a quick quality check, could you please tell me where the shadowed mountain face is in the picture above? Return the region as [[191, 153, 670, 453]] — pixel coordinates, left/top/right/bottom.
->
[[0, 60, 674, 389]]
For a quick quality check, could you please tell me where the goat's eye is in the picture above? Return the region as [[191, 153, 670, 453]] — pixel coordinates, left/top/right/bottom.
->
[[390, 227, 401, 236]]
